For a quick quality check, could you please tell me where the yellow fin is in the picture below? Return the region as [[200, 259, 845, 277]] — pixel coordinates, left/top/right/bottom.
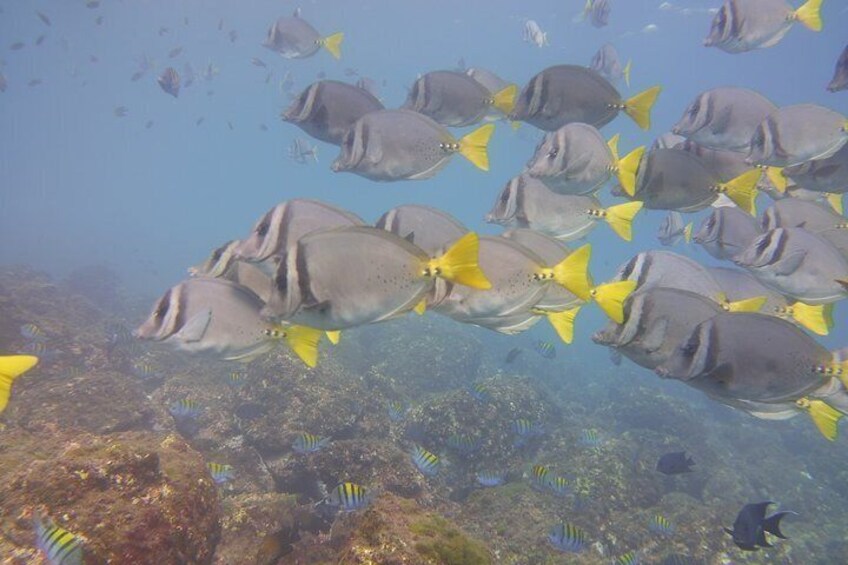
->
[[321, 32, 344, 59], [616, 146, 645, 197], [458, 123, 495, 171], [606, 133, 621, 162], [792, 302, 832, 336], [765, 166, 787, 193], [726, 296, 767, 313], [429, 232, 491, 289], [413, 299, 427, 315], [509, 120, 521, 131], [604, 202, 643, 242], [591, 280, 637, 324], [683, 223, 693, 244], [325, 331, 341, 345], [826, 193, 843, 215], [794, 0, 823, 31], [719, 168, 761, 215], [551, 244, 593, 301], [285, 326, 323, 368], [547, 307, 582, 345], [0, 355, 39, 413], [623, 86, 661, 130], [623, 59, 632, 88], [797, 398, 841, 441], [491, 84, 518, 115]]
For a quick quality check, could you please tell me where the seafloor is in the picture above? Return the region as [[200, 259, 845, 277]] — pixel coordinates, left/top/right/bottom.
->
[[1, 264, 846, 565]]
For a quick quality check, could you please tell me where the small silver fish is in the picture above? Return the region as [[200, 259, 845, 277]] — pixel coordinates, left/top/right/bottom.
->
[[288, 138, 319, 164], [157, 67, 180, 98], [657, 212, 692, 246], [523, 20, 549, 47], [590, 43, 630, 86]]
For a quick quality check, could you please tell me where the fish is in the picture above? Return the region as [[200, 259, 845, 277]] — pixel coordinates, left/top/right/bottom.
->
[[228, 371, 247, 386], [332, 110, 494, 181], [354, 77, 380, 99], [693, 206, 762, 260], [135, 277, 323, 367], [677, 140, 757, 183], [263, 228, 490, 330], [761, 198, 846, 234], [534, 341, 556, 359], [467, 382, 490, 402], [476, 470, 506, 487], [169, 399, 201, 419], [650, 515, 674, 535], [828, 44, 848, 92], [590, 43, 631, 86], [410, 445, 440, 476], [548, 475, 570, 496], [20, 323, 46, 341], [530, 464, 551, 489], [207, 462, 234, 484], [113, 106, 128, 118], [724, 502, 795, 551], [615, 551, 640, 565], [157, 67, 180, 98], [387, 401, 408, 422], [228, 29, 238, 43], [28, 79, 42, 87], [376, 204, 468, 257], [282, 80, 384, 145], [446, 433, 479, 455], [525, 126, 645, 196], [251, 57, 267, 68], [36, 10, 51, 26], [584, 0, 611, 27], [34, 515, 84, 565], [188, 240, 241, 279], [327, 482, 371, 511], [0, 73, 6, 92], [0, 355, 38, 414], [613, 250, 727, 302], [511, 65, 660, 131], [505, 347, 522, 364], [672, 87, 777, 152], [292, 432, 331, 454], [705, 0, 823, 54], [10, 41, 25, 50], [656, 451, 695, 475], [263, 10, 343, 60], [86, 1, 99, 8], [783, 143, 848, 195], [235, 199, 365, 265], [35, 35, 46, 46], [522, 20, 548, 47], [579, 429, 602, 447], [512, 419, 544, 446], [548, 523, 587, 553], [748, 104, 848, 168], [130, 359, 159, 380], [733, 228, 848, 304], [168, 46, 183, 59], [657, 212, 692, 246], [465, 67, 511, 99], [288, 138, 319, 164], [130, 71, 145, 82], [402, 70, 517, 127], [486, 174, 643, 242]]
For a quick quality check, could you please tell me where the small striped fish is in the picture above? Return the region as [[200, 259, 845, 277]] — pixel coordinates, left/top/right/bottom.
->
[[512, 419, 543, 446], [228, 371, 247, 386], [34, 516, 83, 565], [650, 514, 674, 536], [446, 433, 479, 455], [475, 470, 506, 487], [615, 550, 641, 565], [130, 359, 157, 380], [328, 481, 370, 512], [467, 382, 490, 402], [410, 445, 440, 477], [579, 429, 602, 447], [20, 323, 46, 341], [292, 432, 330, 454], [207, 462, 234, 484], [534, 340, 556, 359], [169, 399, 201, 419], [549, 475, 570, 496], [387, 400, 408, 422], [548, 522, 586, 553], [531, 464, 551, 489]]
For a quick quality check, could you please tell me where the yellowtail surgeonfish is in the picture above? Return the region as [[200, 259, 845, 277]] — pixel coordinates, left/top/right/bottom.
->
[[0, 355, 38, 414]]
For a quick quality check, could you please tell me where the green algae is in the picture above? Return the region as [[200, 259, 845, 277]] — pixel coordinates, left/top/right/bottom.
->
[[410, 514, 491, 565]]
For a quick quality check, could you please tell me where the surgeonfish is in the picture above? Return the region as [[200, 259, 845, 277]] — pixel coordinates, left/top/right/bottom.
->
[[828, 44, 848, 92], [402, 70, 517, 127], [590, 43, 631, 86], [375, 204, 468, 256], [747, 104, 848, 168], [657, 212, 692, 246], [263, 10, 343, 59], [705, 0, 823, 54], [693, 206, 762, 260], [0, 355, 38, 414]]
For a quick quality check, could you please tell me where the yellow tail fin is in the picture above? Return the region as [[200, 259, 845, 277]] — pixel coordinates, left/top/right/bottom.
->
[[725, 296, 767, 313], [0, 355, 38, 413], [797, 398, 841, 441], [719, 168, 761, 215], [623, 59, 632, 88], [615, 146, 645, 197], [285, 326, 323, 368], [792, 302, 832, 336], [429, 232, 491, 289], [413, 299, 427, 315], [607, 134, 621, 162], [604, 202, 644, 242], [591, 280, 637, 324], [547, 307, 582, 344], [795, 0, 823, 31], [325, 331, 341, 345], [321, 32, 344, 59], [623, 86, 661, 130], [551, 244, 593, 301], [765, 166, 787, 193], [458, 124, 495, 171], [826, 193, 843, 215], [683, 223, 693, 244], [491, 84, 518, 115]]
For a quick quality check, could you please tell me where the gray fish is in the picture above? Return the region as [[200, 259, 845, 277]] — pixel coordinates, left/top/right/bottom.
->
[[652, 132, 685, 150], [614, 250, 725, 300], [704, 0, 823, 54], [747, 104, 848, 168], [282, 80, 384, 146], [585, 0, 611, 27], [693, 205, 762, 260], [783, 143, 848, 195], [289, 138, 319, 164], [263, 227, 490, 330], [402, 70, 516, 127], [355, 77, 380, 100], [523, 20, 548, 47], [485, 174, 643, 242], [235, 199, 365, 264], [188, 240, 241, 278], [510, 64, 660, 131], [673, 87, 776, 152], [677, 140, 756, 183], [331, 109, 494, 181], [708, 266, 788, 314], [657, 212, 692, 246], [734, 227, 848, 304], [761, 199, 845, 234], [589, 43, 630, 86], [819, 227, 848, 261], [525, 124, 644, 196], [157, 67, 180, 98], [0, 72, 6, 93], [263, 10, 343, 60], [375, 204, 468, 256], [828, 44, 848, 93], [466, 67, 510, 97]]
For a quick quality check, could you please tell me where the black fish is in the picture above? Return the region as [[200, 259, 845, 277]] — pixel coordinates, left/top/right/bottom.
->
[[505, 347, 522, 363], [656, 451, 694, 475], [724, 501, 795, 551]]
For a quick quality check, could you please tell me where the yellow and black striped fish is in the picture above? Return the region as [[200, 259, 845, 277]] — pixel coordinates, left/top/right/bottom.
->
[[411, 445, 440, 477], [34, 515, 84, 565], [327, 481, 370, 512]]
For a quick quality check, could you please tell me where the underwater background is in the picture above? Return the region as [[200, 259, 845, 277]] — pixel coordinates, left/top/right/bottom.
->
[[1, 0, 848, 563]]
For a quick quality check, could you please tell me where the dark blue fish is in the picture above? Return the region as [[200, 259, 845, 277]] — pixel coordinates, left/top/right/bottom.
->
[[387, 400, 408, 422], [650, 514, 674, 536], [534, 340, 556, 359], [169, 399, 201, 419], [327, 482, 371, 512], [475, 470, 506, 487], [34, 515, 83, 565], [467, 382, 490, 402], [505, 347, 522, 364], [548, 522, 586, 553], [656, 451, 694, 475], [292, 432, 330, 454], [724, 501, 795, 551], [410, 445, 440, 476], [446, 433, 479, 455], [207, 462, 234, 484]]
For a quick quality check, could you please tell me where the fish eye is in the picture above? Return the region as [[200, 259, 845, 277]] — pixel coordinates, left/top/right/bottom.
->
[[154, 296, 169, 320], [500, 190, 510, 205], [706, 215, 715, 230], [755, 235, 770, 254], [689, 102, 700, 117], [547, 147, 558, 158], [257, 222, 270, 237]]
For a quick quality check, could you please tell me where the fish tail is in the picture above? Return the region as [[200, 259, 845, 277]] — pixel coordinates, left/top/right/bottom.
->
[[546, 306, 582, 344], [492, 84, 518, 115], [591, 280, 637, 323], [623, 59, 632, 87], [623, 85, 661, 130], [725, 296, 766, 313], [284, 325, 323, 368], [604, 201, 643, 241], [0, 355, 38, 413], [765, 166, 787, 193], [826, 193, 843, 215], [793, 302, 832, 336], [325, 331, 341, 345], [798, 397, 840, 440], [430, 232, 491, 289], [764, 511, 795, 539], [683, 222, 693, 244], [551, 244, 593, 301], [413, 298, 427, 315], [606, 133, 621, 162], [458, 124, 495, 171], [794, 0, 823, 31], [615, 145, 645, 197], [720, 168, 761, 215], [321, 32, 344, 59]]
